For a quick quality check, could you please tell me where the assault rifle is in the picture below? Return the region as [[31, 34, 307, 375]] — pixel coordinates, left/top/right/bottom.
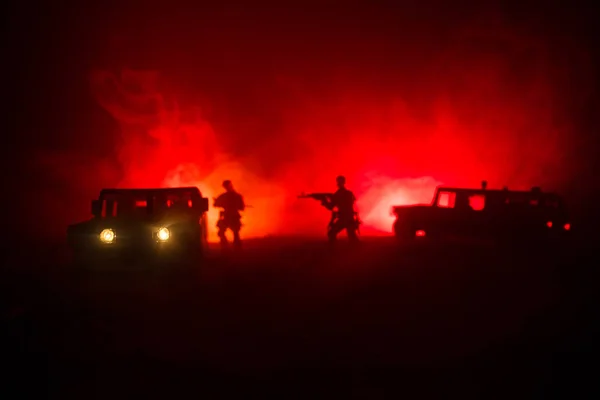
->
[[298, 192, 361, 235], [297, 192, 333, 205]]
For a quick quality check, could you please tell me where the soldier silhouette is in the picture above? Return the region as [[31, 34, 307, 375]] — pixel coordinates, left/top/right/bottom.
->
[[213, 180, 245, 248], [323, 175, 360, 243]]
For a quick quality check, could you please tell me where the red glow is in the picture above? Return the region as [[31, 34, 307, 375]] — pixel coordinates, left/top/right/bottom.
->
[[135, 200, 147, 207], [415, 230, 426, 237], [357, 176, 441, 234], [82, 63, 574, 242], [546, 221, 553, 228], [563, 223, 571, 231], [22, 17, 578, 242]]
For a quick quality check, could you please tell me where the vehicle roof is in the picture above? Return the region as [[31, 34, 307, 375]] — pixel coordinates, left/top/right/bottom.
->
[[99, 186, 202, 196], [436, 186, 563, 198]]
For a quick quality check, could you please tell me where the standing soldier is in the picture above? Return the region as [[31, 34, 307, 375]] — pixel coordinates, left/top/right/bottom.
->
[[213, 180, 245, 248], [323, 175, 360, 243]]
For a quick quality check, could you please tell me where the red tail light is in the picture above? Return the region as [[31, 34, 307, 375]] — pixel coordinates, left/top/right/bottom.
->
[[415, 230, 426, 237], [563, 223, 570, 231], [546, 221, 553, 228]]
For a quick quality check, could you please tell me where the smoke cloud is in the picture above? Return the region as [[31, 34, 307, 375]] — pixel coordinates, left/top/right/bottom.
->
[[24, 5, 594, 240]]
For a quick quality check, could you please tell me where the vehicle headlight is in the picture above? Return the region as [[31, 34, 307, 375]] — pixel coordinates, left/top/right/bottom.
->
[[157, 227, 170, 242], [100, 229, 115, 243]]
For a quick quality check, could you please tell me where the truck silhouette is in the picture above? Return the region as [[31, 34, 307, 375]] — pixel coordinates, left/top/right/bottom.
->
[[391, 181, 571, 243]]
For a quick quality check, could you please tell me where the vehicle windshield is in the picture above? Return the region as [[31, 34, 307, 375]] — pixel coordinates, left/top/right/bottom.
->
[[99, 191, 196, 218]]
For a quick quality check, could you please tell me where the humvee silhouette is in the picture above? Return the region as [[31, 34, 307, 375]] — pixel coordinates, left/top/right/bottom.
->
[[67, 187, 209, 263], [391, 181, 571, 243]]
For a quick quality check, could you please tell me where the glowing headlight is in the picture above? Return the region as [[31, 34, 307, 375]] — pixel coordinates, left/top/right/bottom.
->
[[157, 227, 170, 242], [100, 229, 115, 243]]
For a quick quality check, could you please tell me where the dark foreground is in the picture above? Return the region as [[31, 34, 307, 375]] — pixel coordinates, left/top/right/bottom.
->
[[1, 236, 598, 399]]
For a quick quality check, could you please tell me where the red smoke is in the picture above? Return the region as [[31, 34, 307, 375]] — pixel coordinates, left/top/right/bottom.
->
[[87, 26, 575, 243], [88, 69, 446, 241], [25, 10, 590, 241]]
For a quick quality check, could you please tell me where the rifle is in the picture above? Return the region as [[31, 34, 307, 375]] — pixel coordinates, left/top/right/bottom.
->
[[297, 192, 333, 204], [298, 192, 362, 235]]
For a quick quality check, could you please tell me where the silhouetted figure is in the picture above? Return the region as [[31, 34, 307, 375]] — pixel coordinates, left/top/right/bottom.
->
[[323, 175, 360, 243], [214, 180, 245, 248]]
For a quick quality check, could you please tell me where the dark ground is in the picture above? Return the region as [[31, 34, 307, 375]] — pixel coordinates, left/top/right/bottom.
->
[[1, 235, 598, 399]]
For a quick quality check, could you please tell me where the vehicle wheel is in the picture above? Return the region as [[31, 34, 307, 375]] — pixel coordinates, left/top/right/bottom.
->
[[181, 234, 203, 263], [200, 216, 209, 246], [70, 249, 90, 271], [186, 245, 202, 262], [69, 253, 103, 278], [394, 223, 416, 243]]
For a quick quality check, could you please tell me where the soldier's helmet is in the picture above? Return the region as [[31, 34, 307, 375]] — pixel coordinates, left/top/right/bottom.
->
[[336, 175, 346, 186]]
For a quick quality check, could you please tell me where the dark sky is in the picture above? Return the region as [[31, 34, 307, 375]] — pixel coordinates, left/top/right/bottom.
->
[[5, 1, 600, 235]]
